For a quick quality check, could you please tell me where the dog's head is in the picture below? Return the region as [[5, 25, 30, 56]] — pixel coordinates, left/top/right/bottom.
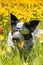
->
[[11, 14, 40, 43]]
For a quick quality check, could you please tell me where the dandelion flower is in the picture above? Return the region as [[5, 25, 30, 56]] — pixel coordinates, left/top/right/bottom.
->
[[18, 42, 24, 48]]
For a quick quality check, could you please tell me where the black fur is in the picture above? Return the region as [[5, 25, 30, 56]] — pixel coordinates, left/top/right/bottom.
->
[[11, 14, 18, 26], [22, 33, 32, 40], [24, 20, 40, 32]]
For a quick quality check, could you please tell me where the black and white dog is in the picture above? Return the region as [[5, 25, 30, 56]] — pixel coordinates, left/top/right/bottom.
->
[[8, 14, 41, 50]]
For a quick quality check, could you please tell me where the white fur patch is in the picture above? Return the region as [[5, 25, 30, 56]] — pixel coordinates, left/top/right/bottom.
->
[[8, 31, 15, 49], [16, 22, 24, 28]]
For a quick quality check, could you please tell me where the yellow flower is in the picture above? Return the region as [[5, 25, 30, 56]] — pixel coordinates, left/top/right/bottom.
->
[[0, 35, 5, 40], [3, 19, 7, 23], [3, 19, 8, 26], [18, 42, 24, 48], [0, 0, 43, 23]]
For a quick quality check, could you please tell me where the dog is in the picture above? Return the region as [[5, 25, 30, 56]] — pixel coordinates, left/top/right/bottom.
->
[[8, 13, 43, 60], [8, 14, 40, 49]]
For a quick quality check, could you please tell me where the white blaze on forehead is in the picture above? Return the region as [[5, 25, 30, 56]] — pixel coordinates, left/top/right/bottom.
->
[[16, 22, 24, 28]]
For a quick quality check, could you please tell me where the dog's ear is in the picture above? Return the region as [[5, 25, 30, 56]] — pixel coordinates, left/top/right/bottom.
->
[[29, 20, 40, 27], [11, 13, 18, 26], [24, 20, 40, 32]]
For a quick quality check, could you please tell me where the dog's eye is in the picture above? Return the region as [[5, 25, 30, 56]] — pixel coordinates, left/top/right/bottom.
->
[[20, 30, 30, 34]]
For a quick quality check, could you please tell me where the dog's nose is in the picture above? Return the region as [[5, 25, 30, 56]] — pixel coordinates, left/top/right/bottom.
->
[[17, 28, 20, 31]]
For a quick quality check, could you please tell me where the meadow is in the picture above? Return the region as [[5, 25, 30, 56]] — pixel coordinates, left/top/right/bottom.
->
[[0, 0, 43, 65]]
